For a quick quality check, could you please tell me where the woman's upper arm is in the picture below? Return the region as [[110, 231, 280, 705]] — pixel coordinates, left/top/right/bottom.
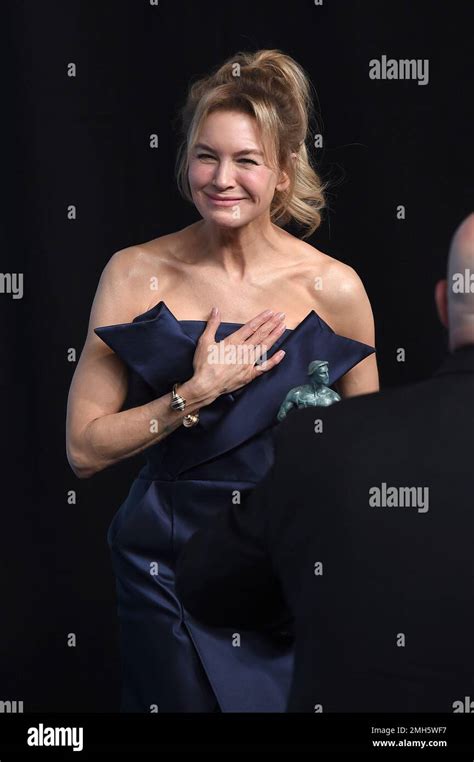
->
[[323, 262, 379, 397], [65, 247, 146, 463]]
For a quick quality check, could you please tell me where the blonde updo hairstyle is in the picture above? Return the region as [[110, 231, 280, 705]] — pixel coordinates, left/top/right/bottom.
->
[[175, 49, 327, 239]]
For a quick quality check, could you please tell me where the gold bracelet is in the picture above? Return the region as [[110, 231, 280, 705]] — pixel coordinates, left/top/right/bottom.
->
[[170, 383, 200, 427]]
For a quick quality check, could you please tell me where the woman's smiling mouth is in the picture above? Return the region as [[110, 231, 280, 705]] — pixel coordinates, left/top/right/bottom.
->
[[204, 193, 247, 206]]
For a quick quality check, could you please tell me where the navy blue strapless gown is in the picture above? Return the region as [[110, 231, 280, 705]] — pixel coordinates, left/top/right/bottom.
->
[[94, 300, 375, 712]]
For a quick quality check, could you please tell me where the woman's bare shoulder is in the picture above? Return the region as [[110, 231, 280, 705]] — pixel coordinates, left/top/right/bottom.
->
[[294, 240, 374, 341], [296, 239, 368, 300], [108, 232, 180, 273], [103, 232, 186, 308], [285, 238, 373, 338], [91, 234, 183, 327], [296, 239, 356, 276]]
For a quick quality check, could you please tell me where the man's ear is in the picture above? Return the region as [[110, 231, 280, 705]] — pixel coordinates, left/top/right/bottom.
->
[[434, 279, 448, 328]]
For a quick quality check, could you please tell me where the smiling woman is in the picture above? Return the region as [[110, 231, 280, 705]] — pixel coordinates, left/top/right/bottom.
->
[[66, 47, 378, 715], [175, 49, 327, 238]]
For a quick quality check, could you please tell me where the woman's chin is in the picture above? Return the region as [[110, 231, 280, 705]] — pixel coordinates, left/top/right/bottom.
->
[[200, 211, 252, 227]]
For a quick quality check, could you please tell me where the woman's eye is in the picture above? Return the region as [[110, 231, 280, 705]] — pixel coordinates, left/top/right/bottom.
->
[[196, 153, 257, 165]]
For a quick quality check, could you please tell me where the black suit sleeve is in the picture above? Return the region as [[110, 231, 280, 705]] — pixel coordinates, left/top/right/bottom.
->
[[175, 423, 295, 632]]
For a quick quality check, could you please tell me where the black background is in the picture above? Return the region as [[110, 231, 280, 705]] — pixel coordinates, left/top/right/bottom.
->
[[2, 0, 473, 711]]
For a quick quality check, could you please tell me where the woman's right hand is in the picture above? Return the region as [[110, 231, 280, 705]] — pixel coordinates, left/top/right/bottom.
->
[[190, 307, 287, 399]]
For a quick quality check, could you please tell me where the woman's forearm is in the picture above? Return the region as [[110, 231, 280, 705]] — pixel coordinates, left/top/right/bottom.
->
[[70, 377, 216, 479]]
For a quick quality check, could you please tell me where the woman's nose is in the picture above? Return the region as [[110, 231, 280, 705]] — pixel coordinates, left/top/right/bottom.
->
[[212, 160, 234, 187]]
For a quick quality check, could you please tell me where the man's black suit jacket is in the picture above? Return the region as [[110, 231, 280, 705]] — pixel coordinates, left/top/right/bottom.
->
[[175, 346, 474, 712]]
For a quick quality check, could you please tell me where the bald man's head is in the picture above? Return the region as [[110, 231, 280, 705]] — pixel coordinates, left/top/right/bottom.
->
[[435, 213, 474, 351]]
